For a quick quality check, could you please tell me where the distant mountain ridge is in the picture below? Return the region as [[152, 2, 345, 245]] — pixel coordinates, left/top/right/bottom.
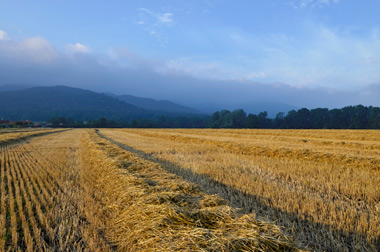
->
[[0, 84, 37, 92], [106, 93, 201, 114], [0, 84, 298, 118], [0, 86, 149, 121], [0, 85, 203, 121]]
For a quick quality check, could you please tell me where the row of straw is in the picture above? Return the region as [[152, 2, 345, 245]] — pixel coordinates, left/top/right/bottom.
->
[[79, 129, 299, 251]]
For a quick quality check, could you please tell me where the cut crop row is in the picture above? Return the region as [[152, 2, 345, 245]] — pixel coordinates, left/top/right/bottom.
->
[[99, 128, 380, 251]]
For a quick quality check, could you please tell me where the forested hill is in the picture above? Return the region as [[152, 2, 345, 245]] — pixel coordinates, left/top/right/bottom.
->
[[1, 85, 379, 129], [0, 86, 151, 121], [107, 94, 201, 114]]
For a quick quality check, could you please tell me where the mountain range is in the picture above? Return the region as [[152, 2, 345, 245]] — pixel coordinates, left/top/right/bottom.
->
[[0, 85, 202, 121], [105, 93, 200, 114]]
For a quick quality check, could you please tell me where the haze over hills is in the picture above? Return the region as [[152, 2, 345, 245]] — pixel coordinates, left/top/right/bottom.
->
[[0, 84, 300, 118], [0, 84, 36, 92], [0, 84, 201, 116], [105, 93, 202, 115], [0, 85, 205, 121], [0, 83, 299, 120], [0, 86, 148, 121]]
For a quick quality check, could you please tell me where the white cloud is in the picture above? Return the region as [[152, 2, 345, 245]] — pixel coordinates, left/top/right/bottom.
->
[[107, 47, 158, 69], [138, 8, 174, 26], [0, 30, 6, 40], [155, 23, 380, 91], [222, 24, 380, 89], [136, 8, 174, 42], [0, 36, 58, 64], [65, 42, 90, 53], [139, 7, 152, 14], [290, 0, 341, 8], [157, 13, 173, 24], [163, 57, 222, 77]]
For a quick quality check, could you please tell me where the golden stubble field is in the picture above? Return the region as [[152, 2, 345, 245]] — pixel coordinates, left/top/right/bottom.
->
[[100, 128, 380, 251], [0, 129, 297, 251], [0, 128, 379, 251]]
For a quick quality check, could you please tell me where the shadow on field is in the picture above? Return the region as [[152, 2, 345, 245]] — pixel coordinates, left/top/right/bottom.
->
[[97, 130, 379, 252]]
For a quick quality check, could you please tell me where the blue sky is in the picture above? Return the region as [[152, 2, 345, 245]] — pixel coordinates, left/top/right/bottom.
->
[[1, 0, 380, 112]]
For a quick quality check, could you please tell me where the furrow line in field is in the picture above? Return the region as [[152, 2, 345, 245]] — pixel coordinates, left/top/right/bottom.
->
[[0, 129, 68, 149], [12, 145, 55, 243], [9, 149, 35, 250], [21, 140, 68, 197], [19, 144, 58, 197], [6, 145, 38, 251], [20, 145, 61, 241], [98, 129, 380, 251], [131, 130, 380, 171], [5, 149, 18, 248], [87, 129, 299, 251], [13, 151, 43, 251], [15, 146, 51, 210], [0, 147, 7, 250], [168, 129, 380, 142], [0, 129, 109, 250], [11, 146, 48, 251], [96, 131, 301, 233]]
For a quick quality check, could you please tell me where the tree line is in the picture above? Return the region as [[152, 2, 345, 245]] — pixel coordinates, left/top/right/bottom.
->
[[48, 115, 207, 128], [210, 105, 380, 129], [48, 105, 380, 129]]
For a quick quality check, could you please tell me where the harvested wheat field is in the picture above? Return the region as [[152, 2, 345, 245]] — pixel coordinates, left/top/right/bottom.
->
[[0, 129, 112, 251], [0, 128, 300, 251], [99, 128, 380, 251]]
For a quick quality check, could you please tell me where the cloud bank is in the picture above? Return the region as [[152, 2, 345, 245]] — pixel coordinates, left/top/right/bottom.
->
[[180, 23, 380, 91], [0, 33, 379, 115]]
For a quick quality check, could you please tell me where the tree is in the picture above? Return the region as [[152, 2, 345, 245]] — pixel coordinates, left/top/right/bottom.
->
[[369, 107, 380, 129], [158, 115, 167, 127], [310, 108, 328, 129], [296, 108, 311, 129], [49, 117, 66, 126], [131, 120, 138, 128], [218, 110, 233, 128], [283, 110, 296, 129], [231, 109, 247, 128], [97, 117, 107, 127], [274, 112, 284, 128], [247, 114, 259, 128], [351, 105, 369, 129], [258, 111, 272, 128], [66, 117, 75, 126], [210, 112, 220, 128]]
